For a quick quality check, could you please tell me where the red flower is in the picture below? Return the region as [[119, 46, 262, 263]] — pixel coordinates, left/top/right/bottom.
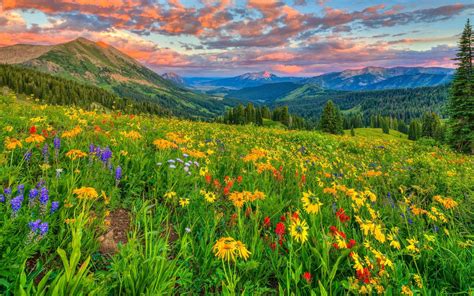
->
[[302, 272, 312, 284], [291, 211, 299, 221], [29, 126, 37, 134], [42, 129, 48, 137], [280, 215, 286, 222], [223, 186, 230, 196], [205, 174, 212, 184], [263, 216, 271, 228], [213, 179, 221, 189], [336, 208, 350, 223], [348, 239, 356, 249], [275, 222, 285, 237], [301, 174, 306, 184], [270, 242, 276, 250], [329, 226, 346, 238], [356, 268, 371, 284], [237, 176, 243, 183]]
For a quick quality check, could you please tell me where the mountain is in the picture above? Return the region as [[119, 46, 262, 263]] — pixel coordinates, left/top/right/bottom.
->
[[0, 37, 232, 118], [225, 82, 302, 103], [161, 72, 185, 86], [304, 66, 454, 90], [198, 71, 304, 89]]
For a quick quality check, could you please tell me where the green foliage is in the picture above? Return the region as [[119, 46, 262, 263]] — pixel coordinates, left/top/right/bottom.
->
[[448, 19, 474, 153], [319, 100, 343, 134], [408, 120, 422, 141]]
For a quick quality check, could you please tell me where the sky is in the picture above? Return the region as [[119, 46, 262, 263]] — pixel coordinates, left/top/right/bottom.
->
[[0, 0, 473, 77]]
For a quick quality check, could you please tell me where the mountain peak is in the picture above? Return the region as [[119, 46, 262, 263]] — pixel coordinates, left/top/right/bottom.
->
[[161, 72, 185, 85], [240, 71, 277, 80]]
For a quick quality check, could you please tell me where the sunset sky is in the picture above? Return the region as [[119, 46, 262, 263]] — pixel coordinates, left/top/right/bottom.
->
[[1, 0, 473, 76]]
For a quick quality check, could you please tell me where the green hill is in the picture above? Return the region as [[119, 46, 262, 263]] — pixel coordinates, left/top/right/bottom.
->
[[0, 38, 233, 118]]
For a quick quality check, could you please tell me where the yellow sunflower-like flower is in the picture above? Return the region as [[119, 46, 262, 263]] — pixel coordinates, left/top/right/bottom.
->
[[234, 240, 251, 260], [164, 191, 177, 199], [4, 137, 22, 150], [73, 187, 99, 200], [179, 198, 190, 207], [212, 237, 250, 261], [65, 149, 87, 160], [301, 191, 323, 214], [153, 139, 178, 150], [213, 237, 237, 261], [290, 218, 309, 244], [229, 191, 245, 208], [25, 133, 45, 144]]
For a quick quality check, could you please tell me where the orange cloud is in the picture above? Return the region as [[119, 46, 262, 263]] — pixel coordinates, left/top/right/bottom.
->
[[272, 64, 304, 74]]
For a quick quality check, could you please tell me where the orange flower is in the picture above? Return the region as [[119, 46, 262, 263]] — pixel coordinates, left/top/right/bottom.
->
[[25, 133, 45, 144]]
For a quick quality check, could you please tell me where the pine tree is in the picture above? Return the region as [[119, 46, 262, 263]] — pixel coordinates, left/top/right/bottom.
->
[[350, 127, 355, 136], [408, 120, 422, 141], [319, 100, 343, 134], [381, 117, 390, 134], [448, 19, 474, 153]]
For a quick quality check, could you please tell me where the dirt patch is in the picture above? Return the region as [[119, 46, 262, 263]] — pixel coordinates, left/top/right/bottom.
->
[[98, 209, 130, 255]]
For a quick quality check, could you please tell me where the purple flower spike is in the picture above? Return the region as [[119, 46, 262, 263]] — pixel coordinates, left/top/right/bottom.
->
[[39, 187, 49, 205], [54, 137, 61, 150], [39, 222, 49, 236], [10, 196, 22, 213], [50, 201, 60, 214], [29, 219, 42, 232], [29, 188, 39, 200]]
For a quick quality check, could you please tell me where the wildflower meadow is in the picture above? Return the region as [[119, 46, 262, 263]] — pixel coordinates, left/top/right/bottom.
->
[[0, 93, 473, 295]]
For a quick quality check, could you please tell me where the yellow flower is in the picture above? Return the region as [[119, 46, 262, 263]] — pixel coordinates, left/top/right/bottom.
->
[[212, 237, 250, 261], [66, 149, 87, 160], [179, 198, 190, 207], [301, 191, 323, 214], [406, 238, 420, 253], [120, 130, 142, 140], [401, 285, 413, 296], [201, 190, 217, 203], [3, 126, 13, 132], [212, 237, 237, 261], [25, 133, 45, 144], [73, 187, 99, 200], [164, 191, 177, 199], [413, 274, 423, 288], [153, 139, 178, 150], [290, 218, 309, 244], [62, 126, 82, 138], [229, 191, 245, 208], [4, 137, 22, 150], [234, 240, 251, 260]]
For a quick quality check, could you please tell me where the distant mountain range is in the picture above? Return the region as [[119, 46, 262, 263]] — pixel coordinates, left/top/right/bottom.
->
[[186, 66, 454, 91], [188, 71, 302, 89], [303, 66, 454, 91], [0, 38, 232, 118]]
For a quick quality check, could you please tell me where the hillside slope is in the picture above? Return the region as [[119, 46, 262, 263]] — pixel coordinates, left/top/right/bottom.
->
[[0, 38, 232, 118]]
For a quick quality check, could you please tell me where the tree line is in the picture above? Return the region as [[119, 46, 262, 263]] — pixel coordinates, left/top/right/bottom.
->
[[218, 103, 309, 129]]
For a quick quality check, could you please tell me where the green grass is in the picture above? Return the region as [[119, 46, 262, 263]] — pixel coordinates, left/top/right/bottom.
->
[[344, 127, 409, 141], [0, 93, 472, 295]]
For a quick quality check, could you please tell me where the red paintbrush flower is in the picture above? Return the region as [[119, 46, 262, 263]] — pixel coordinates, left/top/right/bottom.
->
[[29, 126, 37, 134], [302, 272, 312, 284], [263, 216, 271, 228], [275, 222, 285, 237], [336, 208, 350, 223]]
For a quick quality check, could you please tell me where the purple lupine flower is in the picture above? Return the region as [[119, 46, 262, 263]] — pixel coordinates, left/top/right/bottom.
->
[[100, 147, 112, 163], [29, 188, 39, 200], [39, 222, 49, 236], [53, 137, 61, 150], [89, 143, 95, 154], [0, 194, 4, 203], [39, 187, 49, 205], [42, 143, 49, 163], [4, 187, 12, 196], [17, 184, 25, 195], [50, 201, 60, 214], [36, 180, 46, 189], [24, 150, 32, 162], [29, 219, 42, 232], [115, 166, 122, 181], [10, 196, 22, 213]]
